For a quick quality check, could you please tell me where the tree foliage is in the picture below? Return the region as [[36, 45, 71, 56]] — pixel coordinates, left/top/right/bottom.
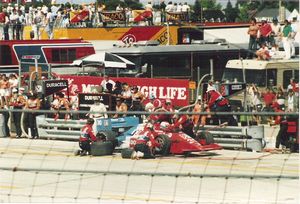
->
[[191, 0, 202, 22], [201, 0, 222, 10], [223, 0, 239, 22]]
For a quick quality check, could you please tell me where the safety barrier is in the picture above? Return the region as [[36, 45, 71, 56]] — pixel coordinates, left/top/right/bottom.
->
[[197, 125, 265, 152], [36, 115, 86, 140], [36, 115, 140, 142]]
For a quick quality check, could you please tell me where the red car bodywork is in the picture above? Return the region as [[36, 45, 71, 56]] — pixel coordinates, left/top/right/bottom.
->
[[130, 123, 222, 155]]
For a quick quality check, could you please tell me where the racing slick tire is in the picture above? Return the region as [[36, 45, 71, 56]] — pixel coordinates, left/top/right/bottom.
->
[[96, 131, 118, 148], [90, 141, 114, 156], [155, 134, 171, 156], [121, 148, 135, 159]]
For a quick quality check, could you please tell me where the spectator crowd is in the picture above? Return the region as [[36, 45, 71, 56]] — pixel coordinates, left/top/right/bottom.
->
[[247, 17, 299, 60], [0, 1, 190, 40]]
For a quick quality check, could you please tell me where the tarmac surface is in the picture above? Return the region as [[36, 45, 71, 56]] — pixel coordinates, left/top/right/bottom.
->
[[0, 133, 299, 204]]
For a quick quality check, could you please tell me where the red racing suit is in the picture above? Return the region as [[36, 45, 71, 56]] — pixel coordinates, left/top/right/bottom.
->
[[207, 90, 229, 110], [79, 124, 97, 142]]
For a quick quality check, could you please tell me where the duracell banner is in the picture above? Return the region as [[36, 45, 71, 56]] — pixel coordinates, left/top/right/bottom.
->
[[43, 80, 68, 96]]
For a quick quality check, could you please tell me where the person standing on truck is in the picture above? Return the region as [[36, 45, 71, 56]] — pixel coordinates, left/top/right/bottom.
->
[[247, 18, 259, 59], [281, 19, 293, 60], [77, 118, 97, 156]]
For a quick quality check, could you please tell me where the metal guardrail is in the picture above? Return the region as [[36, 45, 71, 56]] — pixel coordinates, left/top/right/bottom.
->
[[36, 115, 86, 140], [197, 125, 265, 152]]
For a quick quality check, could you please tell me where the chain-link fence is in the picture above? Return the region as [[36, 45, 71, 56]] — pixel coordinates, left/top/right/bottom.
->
[[0, 109, 299, 203]]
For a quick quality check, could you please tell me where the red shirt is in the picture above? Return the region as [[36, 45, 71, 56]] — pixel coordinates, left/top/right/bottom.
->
[[263, 92, 275, 106], [260, 23, 272, 37], [80, 124, 97, 142]]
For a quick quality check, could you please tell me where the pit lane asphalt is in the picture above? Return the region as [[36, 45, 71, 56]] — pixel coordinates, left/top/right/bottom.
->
[[0, 137, 299, 203]]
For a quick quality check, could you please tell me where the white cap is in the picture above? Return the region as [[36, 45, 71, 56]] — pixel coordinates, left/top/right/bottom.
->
[[197, 95, 202, 100], [19, 87, 25, 91], [12, 88, 18, 93], [206, 85, 216, 93]]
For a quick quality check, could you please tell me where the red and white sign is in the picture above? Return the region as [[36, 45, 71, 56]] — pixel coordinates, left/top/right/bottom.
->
[[59, 75, 190, 107]]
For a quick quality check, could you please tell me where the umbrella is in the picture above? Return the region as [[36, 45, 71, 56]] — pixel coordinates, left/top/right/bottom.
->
[[72, 51, 135, 69]]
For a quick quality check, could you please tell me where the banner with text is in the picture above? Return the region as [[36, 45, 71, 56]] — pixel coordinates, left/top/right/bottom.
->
[[59, 76, 189, 107]]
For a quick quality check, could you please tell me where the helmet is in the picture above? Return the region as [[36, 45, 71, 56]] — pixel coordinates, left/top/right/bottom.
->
[[153, 99, 162, 109], [160, 121, 170, 130], [87, 118, 94, 125], [206, 85, 216, 93]]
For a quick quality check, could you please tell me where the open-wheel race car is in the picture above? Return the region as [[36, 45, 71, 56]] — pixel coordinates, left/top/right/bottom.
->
[[121, 121, 222, 158]]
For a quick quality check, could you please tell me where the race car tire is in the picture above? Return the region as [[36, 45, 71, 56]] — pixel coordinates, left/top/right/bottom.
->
[[121, 148, 135, 159], [90, 141, 114, 156], [155, 134, 171, 156], [96, 131, 118, 148]]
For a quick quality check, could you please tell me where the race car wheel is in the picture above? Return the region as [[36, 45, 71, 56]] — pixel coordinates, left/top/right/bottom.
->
[[96, 131, 118, 148], [90, 141, 114, 156], [155, 134, 171, 156], [121, 148, 135, 159]]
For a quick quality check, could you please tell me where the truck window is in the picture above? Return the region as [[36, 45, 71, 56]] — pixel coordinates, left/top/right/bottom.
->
[[266, 69, 277, 87], [283, 70, 299, 88]]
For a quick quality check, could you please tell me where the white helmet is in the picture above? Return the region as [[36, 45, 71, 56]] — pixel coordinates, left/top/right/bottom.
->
[[160, 121, 170, 130]]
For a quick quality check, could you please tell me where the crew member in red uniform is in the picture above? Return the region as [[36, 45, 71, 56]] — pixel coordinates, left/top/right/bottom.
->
[[206, 85, 237, 126], [78, 118, 97, 156], [167, 113, 195, 138], [149, 99, 174, 123]]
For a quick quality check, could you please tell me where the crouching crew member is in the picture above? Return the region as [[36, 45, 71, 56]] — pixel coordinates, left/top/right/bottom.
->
[[206, 85, 237, 126], [78, 118, 97, 156]]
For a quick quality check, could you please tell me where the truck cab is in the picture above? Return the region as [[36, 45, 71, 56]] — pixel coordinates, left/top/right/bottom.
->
[[223, 58, 299, 89]]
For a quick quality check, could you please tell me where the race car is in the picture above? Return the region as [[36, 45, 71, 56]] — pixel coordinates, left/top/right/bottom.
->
[[127, 121, 222, 156]]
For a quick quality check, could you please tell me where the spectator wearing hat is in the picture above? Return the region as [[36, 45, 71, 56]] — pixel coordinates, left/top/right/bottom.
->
[[87, 98, 107, 118], [25, 93, 40, 139], [10, 88, 26, 138], [113, 97, 128, 118], [270, 17, 281, 48]]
